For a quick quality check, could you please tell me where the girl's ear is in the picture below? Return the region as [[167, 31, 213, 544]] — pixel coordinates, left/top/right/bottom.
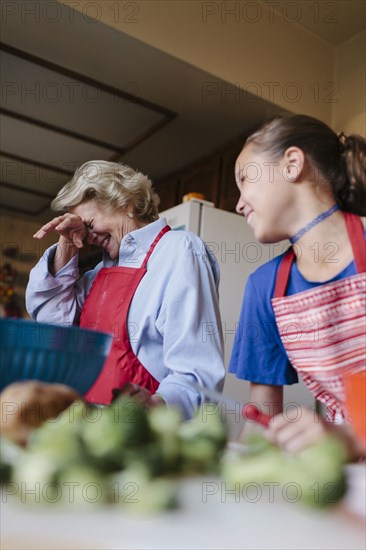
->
[[283, 147, 305, 183]]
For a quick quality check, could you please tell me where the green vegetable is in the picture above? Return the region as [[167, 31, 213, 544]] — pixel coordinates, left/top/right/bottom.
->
[[57, 464, 109, 506], [8, 397, 227, 513], [111, 464, 177, 514], [0, 458, 12, 485], [0, 437, 21, 484], [178, 403, 227, 474], [221, 432, 347, 508], [81, 397, 152, 467], [146, 407, 182, 474], [6, 396, 347, 512], [292, 435, 347, 507]]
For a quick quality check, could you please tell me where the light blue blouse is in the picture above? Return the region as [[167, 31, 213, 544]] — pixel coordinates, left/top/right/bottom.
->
[[26, 218, 225, 418]]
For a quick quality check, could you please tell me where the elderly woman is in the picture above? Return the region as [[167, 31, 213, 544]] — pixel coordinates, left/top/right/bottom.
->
[[26, 161, 225, 418]]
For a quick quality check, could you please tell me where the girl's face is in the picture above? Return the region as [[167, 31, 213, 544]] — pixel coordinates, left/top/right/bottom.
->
[[71, 200, 142, 260], [235, 144, 295, 243]]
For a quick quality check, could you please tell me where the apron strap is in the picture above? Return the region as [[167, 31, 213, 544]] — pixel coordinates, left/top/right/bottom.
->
[[142, 225, 171, 268], [344, 212, 366, 273], [273, 247, 295, 298], [273, 212, 365, 298]]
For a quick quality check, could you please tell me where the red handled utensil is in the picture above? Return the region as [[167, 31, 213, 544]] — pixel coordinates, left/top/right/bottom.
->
[[188, 382, 271, 427], [241, 403, 270, 428]]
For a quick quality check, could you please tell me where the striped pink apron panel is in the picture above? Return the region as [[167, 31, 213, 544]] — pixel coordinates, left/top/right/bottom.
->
[[271, 213, 366, 422]]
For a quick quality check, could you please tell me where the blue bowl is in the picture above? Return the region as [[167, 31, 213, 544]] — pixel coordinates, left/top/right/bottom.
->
[[0, 319, 112, 395]]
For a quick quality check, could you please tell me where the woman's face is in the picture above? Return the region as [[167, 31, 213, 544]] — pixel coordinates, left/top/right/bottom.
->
[[235, 144, 295, 243], [71, 200, 140, 259]]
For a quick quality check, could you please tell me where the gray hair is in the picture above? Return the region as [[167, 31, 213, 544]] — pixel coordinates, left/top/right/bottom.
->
[[51, 160, 160, 222]]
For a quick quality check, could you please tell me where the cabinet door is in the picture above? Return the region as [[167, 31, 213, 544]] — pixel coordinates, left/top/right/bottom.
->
[[178, 157, 220, 205], [154, 177, 179, 212], [218, 141, 243, 212]]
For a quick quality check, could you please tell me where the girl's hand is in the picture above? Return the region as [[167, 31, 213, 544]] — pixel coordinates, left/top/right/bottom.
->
[[266, 406, 365, 461], [265, 406, 326, 452], [33, 213, 88, 249]]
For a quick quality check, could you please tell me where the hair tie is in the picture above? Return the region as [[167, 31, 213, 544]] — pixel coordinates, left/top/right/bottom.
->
[[337, 131, 348, 153]]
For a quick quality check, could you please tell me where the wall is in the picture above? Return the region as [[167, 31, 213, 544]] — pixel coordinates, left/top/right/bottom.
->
[[0, 215, 56, 316], [333, 31, 366, 136]]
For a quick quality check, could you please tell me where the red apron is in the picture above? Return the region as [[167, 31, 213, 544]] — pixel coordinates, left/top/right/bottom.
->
[[80, 225, 171, 404], [272, 213, 366, 422]]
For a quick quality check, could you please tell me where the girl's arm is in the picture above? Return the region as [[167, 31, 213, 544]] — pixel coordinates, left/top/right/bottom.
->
[[249, 382, 284, 417], [239, 382, 283, 439]]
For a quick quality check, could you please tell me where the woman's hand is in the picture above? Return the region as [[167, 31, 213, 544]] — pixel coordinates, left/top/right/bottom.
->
[[112, 383, 166, 409], [33, 213, 89, 274], [33, 213, 88, 249]]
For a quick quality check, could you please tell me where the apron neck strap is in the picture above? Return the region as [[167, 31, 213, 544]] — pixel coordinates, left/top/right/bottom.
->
[[142, 225, 171, 268], [344, 212, 366, 273], [273, 248, 295, 298], [273, 212, 365, 298]]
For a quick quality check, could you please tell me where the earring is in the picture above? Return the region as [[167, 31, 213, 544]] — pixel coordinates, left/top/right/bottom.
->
[[287, 167, 295, 182], [127, 212, 134, 218]]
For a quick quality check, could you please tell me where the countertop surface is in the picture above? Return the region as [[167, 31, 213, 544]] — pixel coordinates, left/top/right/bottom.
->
[[1, 468, 365, 550]]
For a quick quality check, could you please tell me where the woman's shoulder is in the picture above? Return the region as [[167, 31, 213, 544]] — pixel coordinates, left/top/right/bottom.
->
[[161, 228, 206, 251], [157, 228, 219, 280]]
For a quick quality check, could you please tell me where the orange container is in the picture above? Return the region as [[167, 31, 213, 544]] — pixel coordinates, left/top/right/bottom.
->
[[182, 192, 205, 203], [344, 371, 366, 451]]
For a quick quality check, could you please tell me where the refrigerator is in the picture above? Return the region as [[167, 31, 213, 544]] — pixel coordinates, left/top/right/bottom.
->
[[160, 199, 314, 437]]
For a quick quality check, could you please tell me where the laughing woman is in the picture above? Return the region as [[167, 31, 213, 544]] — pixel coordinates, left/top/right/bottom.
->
[[26, 161, 224, 418]]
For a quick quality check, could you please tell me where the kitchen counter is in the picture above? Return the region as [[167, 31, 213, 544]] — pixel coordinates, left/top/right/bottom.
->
[[1, 468, 365, 550]]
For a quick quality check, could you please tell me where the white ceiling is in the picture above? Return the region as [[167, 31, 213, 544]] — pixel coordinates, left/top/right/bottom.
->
[[274, 0, 365, 46], [0, 0, 364, 220]]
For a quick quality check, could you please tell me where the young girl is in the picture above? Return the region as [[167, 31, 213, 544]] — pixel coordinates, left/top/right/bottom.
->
[[229, 115, 366, 460]]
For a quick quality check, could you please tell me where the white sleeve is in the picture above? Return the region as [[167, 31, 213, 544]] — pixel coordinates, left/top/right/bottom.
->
[[155, 238, 225, 419], [25, 244, 99, 326]]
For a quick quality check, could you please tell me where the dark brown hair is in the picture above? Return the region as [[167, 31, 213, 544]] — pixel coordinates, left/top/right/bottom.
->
[[245, 115, 366, 215]]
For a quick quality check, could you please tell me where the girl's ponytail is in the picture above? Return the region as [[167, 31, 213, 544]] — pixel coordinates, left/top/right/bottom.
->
[[335, 133, 366, 215]]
